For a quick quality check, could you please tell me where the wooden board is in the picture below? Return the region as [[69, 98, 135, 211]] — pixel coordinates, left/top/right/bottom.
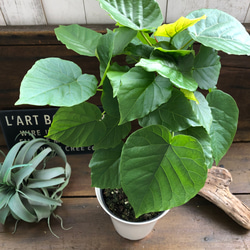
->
[[0, 182, 249, 249], [0, 0, 249, 25], [166, 0, 250, 23], [156, 0, 168, 23], [0, 0, 47, 25], [246, 8, 250, 23], [0, 10, 6, 26], [42, 0, 86, 25], [84, 0, 115, 24]]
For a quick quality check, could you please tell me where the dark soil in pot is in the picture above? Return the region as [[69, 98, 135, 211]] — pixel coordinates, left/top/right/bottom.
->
[[102, 188, 162, 222]]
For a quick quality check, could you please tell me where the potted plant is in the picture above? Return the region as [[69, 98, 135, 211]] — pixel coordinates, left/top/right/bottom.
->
[[0, 137, 71, 238], [15, 0, 250, 240]]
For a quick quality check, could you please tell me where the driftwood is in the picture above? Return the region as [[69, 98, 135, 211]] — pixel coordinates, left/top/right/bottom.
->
[[198, 166, 250, 229]]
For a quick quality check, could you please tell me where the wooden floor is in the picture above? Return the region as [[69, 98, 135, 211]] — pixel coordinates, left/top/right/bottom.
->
[[0, 142, 249, 250]]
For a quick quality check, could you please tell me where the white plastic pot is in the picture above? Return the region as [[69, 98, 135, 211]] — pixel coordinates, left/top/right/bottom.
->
[[95, 188, 169, 240]]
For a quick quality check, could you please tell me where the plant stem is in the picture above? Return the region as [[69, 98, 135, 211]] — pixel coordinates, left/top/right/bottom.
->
[[140, 31, 153, 46], [98, 61, 111, 88], [179, 39, 194, 50]]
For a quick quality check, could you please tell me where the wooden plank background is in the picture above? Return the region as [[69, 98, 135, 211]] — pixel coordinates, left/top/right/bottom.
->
[[0, 0, 249, 26]]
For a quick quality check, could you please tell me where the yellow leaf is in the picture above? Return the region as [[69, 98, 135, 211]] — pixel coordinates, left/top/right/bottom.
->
[[154, 15, 206, 38], [181, 89, 199, 104]]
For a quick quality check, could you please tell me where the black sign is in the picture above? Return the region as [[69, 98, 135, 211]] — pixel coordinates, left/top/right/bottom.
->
[[0, 109, 93, 154]]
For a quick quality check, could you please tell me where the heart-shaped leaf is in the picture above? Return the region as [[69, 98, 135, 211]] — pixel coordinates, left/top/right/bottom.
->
[[15, 58, 98, 107], [178, 126, 213, 169], [187, 9, 250, 55], [46, 102, 106, 147], [193, 45, 221, 90], [94, 114, 131, 150], [101, 78, 120, 117], [207, 90, 239, 164], [107, 63, 130, 97], [97, 30, 115, 78], [136, 58, 198, 91], [171, 29, 194, 50], [154, 15, 206, 38], [89, 142, 123, 189], [190, 91, 213, 133], [98, 0, 163, 31], [112, 27, 138, 56], [118, 67, 173, 124], [55, 24, 102, 56], [120, 125, 207, 217], [139, 88, 200, 132]]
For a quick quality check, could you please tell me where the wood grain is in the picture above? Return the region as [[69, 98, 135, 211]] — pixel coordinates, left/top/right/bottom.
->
[[42, 0, 86, 25], [0, 0, 47, 25], [199, 166, 250, 229], [84, 0, 115, 24], [246, 7, 250, 23], [0, 9, 6, 25], [0, 196, 249, 249], [166, 0, 250, 23], [0, 0, 249, 25]]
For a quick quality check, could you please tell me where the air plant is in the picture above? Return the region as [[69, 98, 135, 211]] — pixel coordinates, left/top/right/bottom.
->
[[0, 137, 71, 237]]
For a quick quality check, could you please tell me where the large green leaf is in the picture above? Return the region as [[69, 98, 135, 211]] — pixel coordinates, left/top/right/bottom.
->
[[193, 45, 221, 89], [101, 78, 120, 117], [46, 102, 106, 147], [112, 27, 138, 56], [98, 0, 163, 31], [190, 91, 213, 133], [89, 142, 123, 189], [136, 58, 198, 91], [207, 90, 239, 165], [97, 30, 115, 78], [118, 67, 173, 124], [94, 114, 131, 150], [178, 126, 213, 169], [15, 58, 98, 107], [187, 9, 250, 55], [120, 125, 207, 217], [139, 88, 200, 132], [55, 24, 102, 56], [171, 29, 194, 50], [124, 42, 154, 63], [107, 63, 130, 97]]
